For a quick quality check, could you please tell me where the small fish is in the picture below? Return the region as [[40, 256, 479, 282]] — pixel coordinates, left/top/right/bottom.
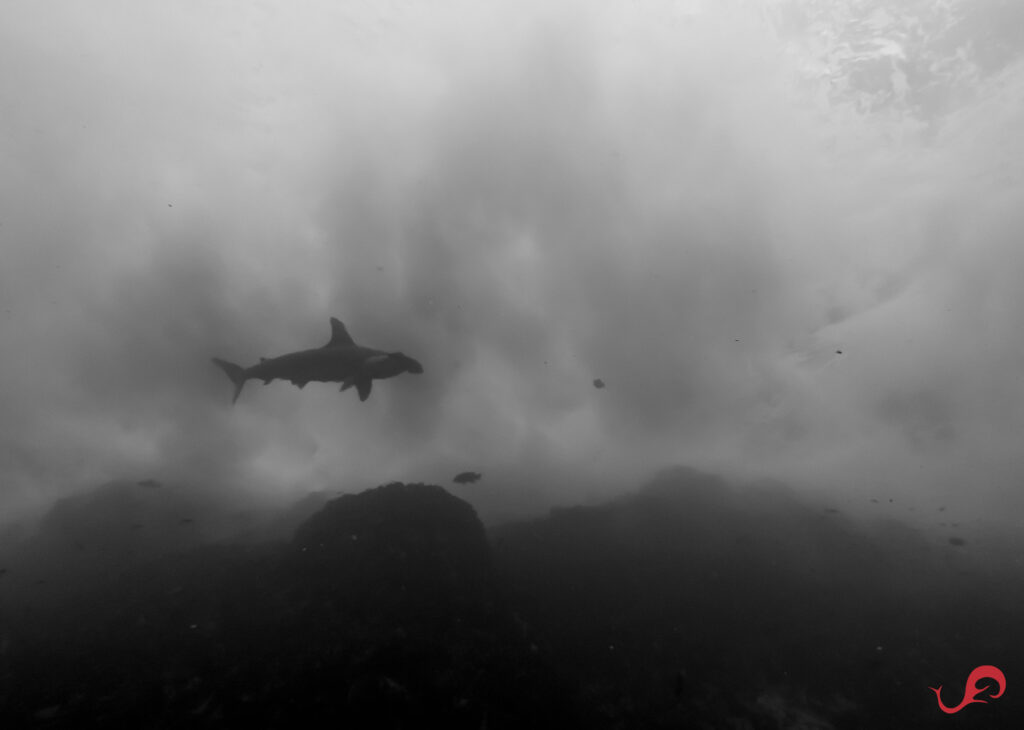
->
[[137, 478, 162, 488], [453, 471, 482, 484], [948, 537, 966, 547], [593, 378, 605, 389]]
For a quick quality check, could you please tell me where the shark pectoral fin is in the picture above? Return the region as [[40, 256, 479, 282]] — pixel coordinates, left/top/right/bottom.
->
[[356, 379, 372, 402], [290, 379, 308, 389]]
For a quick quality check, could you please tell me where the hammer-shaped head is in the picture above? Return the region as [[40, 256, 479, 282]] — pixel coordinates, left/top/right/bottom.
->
[[363, 352, 424, 379]]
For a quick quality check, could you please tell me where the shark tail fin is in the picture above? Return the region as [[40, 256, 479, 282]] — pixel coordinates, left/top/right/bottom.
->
[[211, 358, 247, 404]]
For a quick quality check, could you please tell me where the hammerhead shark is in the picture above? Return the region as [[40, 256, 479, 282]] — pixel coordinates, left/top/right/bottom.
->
[[212, 317, 423, 403]]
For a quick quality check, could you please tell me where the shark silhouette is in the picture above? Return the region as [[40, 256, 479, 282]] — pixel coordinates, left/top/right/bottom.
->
[[212, 317, 423, 403]]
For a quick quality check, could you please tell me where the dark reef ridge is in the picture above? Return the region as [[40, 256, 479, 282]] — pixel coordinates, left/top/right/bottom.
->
[[1, 470, 1021, 728], [0, 482, 571, 729]]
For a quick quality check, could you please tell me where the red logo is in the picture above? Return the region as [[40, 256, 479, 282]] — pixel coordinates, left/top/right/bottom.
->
[[930, 665, 1006, 714]]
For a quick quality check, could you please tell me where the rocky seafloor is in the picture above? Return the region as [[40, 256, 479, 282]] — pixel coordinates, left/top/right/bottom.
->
[[1, 470, 1019, 728]]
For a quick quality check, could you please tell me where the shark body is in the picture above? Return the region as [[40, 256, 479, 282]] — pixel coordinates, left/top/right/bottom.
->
[[212, 317, 423, 403]]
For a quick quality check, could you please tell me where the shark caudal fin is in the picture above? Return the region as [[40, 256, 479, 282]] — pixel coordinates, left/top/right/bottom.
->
[[211, 358, 247, 404]]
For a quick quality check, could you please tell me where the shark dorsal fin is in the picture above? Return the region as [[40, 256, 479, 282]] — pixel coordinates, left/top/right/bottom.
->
[[324, 317, 356, 348]]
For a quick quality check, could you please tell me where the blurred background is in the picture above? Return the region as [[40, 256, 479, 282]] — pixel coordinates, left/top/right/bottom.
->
[[1, 0, 1023, 536]]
